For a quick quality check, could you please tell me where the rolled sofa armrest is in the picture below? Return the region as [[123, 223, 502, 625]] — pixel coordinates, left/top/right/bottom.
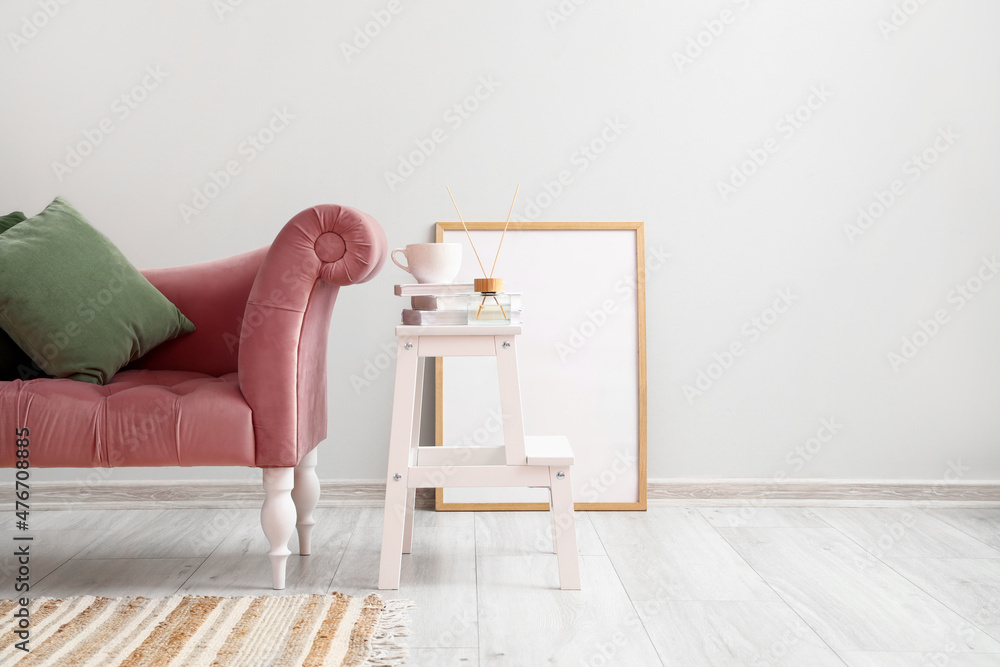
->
[[239, 204, 387, 467]]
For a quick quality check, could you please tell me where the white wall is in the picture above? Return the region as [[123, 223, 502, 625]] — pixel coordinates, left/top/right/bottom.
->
[[2, 0, 998, 484]]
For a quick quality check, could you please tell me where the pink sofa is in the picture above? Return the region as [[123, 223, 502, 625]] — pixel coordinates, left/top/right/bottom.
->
[[0, 204, 387, 588]]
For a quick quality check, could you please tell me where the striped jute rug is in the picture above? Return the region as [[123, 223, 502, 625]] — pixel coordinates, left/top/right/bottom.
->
[[0, 593, 411, 666]]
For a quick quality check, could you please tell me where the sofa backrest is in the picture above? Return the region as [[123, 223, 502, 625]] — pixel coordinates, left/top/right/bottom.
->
[[128, 246, 269, 376]]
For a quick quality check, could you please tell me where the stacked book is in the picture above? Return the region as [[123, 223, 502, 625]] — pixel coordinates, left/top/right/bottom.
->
[[395, 283, 522, 325]]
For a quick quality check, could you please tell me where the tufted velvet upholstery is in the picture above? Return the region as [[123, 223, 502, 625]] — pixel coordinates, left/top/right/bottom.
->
[[0, 371, 254, 467], [0, 204, 386, 470]]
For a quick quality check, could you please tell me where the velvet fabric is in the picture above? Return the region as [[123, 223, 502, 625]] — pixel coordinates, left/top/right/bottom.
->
[[0, 204, 386, 469], [0, 197, 195, 384], [0, 371, 255, 467]]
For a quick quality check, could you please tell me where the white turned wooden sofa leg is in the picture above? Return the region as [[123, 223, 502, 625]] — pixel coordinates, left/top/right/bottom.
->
[[292, 448, 319, 556], [261, 467, 296, 590]]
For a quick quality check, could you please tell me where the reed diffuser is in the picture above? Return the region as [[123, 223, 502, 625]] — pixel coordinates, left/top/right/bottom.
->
[[446, 185, 520, 324]]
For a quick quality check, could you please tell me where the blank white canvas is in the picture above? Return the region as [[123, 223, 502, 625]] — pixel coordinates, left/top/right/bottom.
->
[[440, 228, 641, 505]]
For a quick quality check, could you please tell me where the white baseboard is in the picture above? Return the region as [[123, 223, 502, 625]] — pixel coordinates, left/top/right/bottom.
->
[[6, 477, 1000, 511], [645, 478, 1000, 507]]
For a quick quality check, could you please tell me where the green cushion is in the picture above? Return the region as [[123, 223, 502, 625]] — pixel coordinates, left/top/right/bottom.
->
[[0, 197, 195, 384], [0, 211, 26, 234]]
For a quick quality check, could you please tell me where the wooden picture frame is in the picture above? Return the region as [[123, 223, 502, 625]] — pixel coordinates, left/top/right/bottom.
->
[[434, 222, 647, 511]]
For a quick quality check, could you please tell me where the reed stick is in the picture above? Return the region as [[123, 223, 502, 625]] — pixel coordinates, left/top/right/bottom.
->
[[489, 184, 519, 279], [476, 295, 507, 320], [446, 186, 488, 278]]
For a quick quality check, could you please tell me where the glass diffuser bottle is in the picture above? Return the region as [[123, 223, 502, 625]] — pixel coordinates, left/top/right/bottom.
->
[[469, 278, 512, 324]]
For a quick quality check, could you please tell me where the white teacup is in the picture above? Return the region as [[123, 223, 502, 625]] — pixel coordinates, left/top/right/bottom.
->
[[391, 243, 462, 284]]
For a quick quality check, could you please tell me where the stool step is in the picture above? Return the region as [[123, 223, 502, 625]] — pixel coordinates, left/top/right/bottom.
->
[[524, 435, 574, 465]]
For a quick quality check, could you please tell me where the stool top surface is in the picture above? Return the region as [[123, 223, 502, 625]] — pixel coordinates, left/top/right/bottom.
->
[[395, 324, 522, 337]]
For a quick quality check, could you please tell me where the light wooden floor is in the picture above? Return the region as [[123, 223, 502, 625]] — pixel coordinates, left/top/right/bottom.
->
[[4, 505, 1000, 666]]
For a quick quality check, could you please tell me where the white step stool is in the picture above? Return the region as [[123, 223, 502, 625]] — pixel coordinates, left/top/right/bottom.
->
[[378, 324, 581, 590]]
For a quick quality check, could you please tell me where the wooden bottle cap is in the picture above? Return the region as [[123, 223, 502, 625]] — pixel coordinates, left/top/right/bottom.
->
[[475, 278, 503, 293]]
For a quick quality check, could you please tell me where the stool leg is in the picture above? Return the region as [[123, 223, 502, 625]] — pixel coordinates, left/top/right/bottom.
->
[[494, 336, 526, 466], [380, 337, 420, 590], [549, 466, 581, 590], [402, 488, 417, 554], [402, 358, 424, 555], [548, 492, 559, 554]]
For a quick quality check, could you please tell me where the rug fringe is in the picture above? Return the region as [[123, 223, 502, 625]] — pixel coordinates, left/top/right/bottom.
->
[[364, 599, 415, 667]]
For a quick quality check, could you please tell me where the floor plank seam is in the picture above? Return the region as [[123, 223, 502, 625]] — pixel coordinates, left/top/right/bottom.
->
[[172, 509, 237, 594], [876, 555, 1000, 644], [915, 507, 1000, 558], [321, 508, 363, 594], [28, 529, 97, 591], [695, 507, 850, 665], [799, 509, 1000, 655], [29, 556, 72, 590], [589, 511, 666, 667]]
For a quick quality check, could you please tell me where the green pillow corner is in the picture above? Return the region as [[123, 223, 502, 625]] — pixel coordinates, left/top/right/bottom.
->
[[0, 211, 27, 234], [0, 197, 195, 385]]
